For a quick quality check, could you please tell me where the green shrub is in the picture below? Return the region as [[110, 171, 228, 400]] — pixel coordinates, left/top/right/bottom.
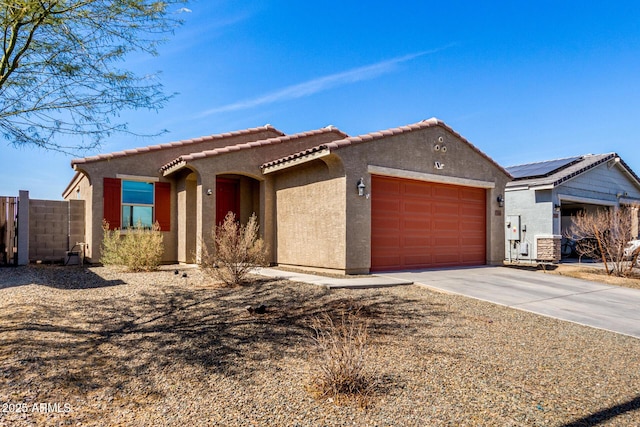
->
[[101, 220, 164, 272], [307, 312, 376, 407], [201, 212, 267, 286]]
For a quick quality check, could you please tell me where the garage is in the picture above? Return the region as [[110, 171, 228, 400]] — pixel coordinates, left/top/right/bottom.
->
[[371, 175, 486, 271]]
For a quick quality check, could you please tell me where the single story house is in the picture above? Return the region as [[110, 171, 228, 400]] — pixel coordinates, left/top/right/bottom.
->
[[504, 153, 640, 263], [63, 118, 511, 274]]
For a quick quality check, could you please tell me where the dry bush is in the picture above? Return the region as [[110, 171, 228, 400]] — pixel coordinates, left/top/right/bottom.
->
[[565, 206, 637, 276], [100, 219, 122, 267], [201, 212, 267, 286], [307, 312, 376, 407], [101, 220, 164, 272]]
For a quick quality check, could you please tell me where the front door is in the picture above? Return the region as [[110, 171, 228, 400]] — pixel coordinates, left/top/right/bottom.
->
[[216, 178, 240, 225]]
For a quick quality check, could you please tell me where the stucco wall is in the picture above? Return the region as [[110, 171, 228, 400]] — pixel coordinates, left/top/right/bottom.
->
[[176, 171, 198, 263], [336, 125, 510, 272], [63, 174, 93, 258], [187, 130, 347, 265], [273, 159, 346, 270], [68, 129, 281, 263], [504, 189, 554, 262]]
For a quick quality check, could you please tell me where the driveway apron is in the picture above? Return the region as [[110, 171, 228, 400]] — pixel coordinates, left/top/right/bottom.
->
[[379, 266, 640, 339]]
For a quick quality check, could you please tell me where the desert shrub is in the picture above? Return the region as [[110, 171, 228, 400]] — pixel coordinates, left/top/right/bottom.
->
[[101, 220, 164, 272], [201, 212, 267, 286], [566, 206, 638, 276], [307, 312, 375, 407], [100, 219, 122, 267]]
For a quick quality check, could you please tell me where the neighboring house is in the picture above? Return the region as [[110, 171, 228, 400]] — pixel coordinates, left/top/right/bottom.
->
[[504, 153, 640, 263], [63, 118, 511, 274]]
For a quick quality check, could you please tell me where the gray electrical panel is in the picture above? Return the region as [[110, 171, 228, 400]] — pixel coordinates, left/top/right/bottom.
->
[[506, 215, 521, 241]]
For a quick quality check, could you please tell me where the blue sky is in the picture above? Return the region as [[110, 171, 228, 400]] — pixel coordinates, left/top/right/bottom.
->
[[2, 1, 640, 199]]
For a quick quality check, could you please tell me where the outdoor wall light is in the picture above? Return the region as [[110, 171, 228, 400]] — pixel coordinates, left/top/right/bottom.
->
[[496, 194, 504, 207], [206, 188, 212, 196], [554, 204, 561, 212], [357, 178, 366, 196]]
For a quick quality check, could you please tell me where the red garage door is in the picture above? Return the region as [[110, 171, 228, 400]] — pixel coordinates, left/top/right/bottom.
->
[[371, 175, 486, 271]]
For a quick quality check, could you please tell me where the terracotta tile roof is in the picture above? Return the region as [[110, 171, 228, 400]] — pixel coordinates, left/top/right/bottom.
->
[[71, 125, 285, 166], [160, 126, 349, 174], [506, 153, 640, 188], [260, 146, 330, 171], [261, 118, 512, 178]]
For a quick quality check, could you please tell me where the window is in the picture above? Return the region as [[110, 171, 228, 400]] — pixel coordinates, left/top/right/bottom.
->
[[122, 180, 154, 228], [103, 177, 171, 231]]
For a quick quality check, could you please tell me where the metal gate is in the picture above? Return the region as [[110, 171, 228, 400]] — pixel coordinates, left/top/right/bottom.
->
[[1, 196, 18, 265]]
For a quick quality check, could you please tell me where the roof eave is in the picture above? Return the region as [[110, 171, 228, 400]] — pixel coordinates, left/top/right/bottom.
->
[[261, 147, 331, 174], [615, 157, 640, 190], [61, 171, 83, 199], [162, 160, 188, 176]]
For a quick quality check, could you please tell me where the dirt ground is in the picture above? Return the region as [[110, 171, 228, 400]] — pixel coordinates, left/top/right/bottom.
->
[[544, 263, 640, 290], [0, 264, 639, 426]]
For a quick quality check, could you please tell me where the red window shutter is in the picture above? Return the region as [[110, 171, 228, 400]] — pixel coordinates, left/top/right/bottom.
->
[[103, 177, 121, 230], [155, 181, 171, 231]]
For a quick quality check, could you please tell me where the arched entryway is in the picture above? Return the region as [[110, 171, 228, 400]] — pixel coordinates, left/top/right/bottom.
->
[[215, 174, 261, 226]]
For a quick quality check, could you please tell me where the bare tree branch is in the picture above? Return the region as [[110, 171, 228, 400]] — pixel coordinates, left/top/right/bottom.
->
[[565, 206, 639, 276]]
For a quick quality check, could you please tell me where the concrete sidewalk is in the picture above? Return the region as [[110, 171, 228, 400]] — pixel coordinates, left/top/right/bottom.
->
[[379, 266, 640, 339], [254, 267, 413, 289]]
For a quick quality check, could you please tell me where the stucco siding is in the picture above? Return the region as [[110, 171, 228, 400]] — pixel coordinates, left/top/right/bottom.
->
[[65, 121, 512, 272], [504, 189, 554, 261], [73, 161, 177, 263], [274, 160, 346, 270], [63, 174, 93, 259], [188, 131, 347, 266], [70, 129, 282, 263], [337, 125, 509, 272]]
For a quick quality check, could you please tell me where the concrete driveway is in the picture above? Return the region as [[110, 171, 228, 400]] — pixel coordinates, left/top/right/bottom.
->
[[379, 266, 640, 339]]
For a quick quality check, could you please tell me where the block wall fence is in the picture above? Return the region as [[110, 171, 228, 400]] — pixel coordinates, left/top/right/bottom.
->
[[4, 191, 86, 265]]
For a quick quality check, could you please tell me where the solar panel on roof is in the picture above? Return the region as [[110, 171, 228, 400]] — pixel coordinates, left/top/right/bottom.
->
[[507, 156, 583, 180]]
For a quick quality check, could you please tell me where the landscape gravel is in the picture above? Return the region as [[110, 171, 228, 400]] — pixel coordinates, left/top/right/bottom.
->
[[0, 264, 638, 426]]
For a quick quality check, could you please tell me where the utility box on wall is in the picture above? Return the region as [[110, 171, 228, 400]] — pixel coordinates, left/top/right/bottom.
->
[[506, 215, 521, 241]]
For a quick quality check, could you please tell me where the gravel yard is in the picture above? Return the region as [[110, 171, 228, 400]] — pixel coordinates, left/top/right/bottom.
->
[[0, 264, 639, 426]]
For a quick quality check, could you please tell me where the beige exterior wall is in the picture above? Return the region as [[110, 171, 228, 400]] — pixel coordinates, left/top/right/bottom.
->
[[264, 124, 508, 274], [176, 171, 198, 263], [67, 129, 281, 263], [186, 131, 346, 264], [69, 164, 176, 263], [63, 122, 508, 272], [63, 173, 93, 258], [273, 159, 347, 270], [334, 125, 510, 272]]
